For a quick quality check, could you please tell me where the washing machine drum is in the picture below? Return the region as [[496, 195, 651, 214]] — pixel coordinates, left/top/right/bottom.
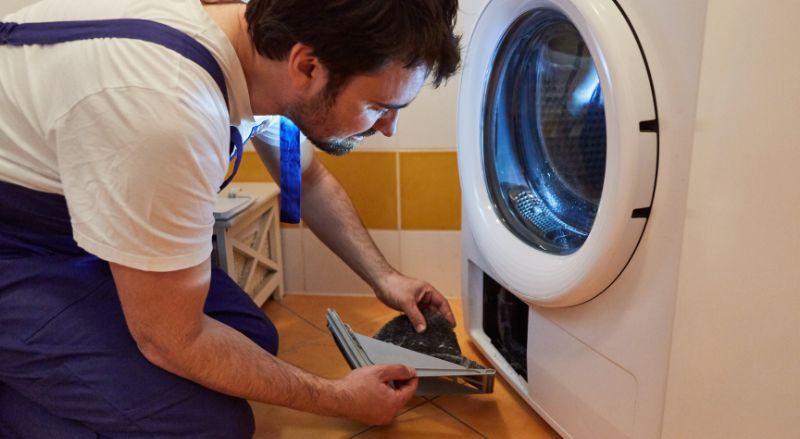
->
[[459, 0, 658, 306], [485, 10, 606, 256]]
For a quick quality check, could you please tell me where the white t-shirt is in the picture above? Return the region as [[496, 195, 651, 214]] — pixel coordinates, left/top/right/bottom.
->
[[0, 0, 261, 272]]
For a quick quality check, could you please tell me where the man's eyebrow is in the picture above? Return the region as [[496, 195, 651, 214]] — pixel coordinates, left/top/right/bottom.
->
[[375, 101, 411, 110]]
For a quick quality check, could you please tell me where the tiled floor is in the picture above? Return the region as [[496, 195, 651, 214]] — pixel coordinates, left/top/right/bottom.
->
[[252, 295, 559, 439]]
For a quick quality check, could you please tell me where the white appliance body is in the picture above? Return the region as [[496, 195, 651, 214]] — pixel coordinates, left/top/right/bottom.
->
[[458, 0, 800, 438], [0, 0, 37, 17]]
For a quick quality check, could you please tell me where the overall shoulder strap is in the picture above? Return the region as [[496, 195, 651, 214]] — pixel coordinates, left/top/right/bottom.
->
[[0, 19, 228, 106], [0, 19, 246, 193]]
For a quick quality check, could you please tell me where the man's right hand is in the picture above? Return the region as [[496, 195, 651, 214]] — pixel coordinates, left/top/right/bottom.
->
[[333, 364, 418, 425]]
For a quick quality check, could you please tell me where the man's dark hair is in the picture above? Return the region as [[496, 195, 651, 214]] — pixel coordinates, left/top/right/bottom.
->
[[245, 0, 461, 97]]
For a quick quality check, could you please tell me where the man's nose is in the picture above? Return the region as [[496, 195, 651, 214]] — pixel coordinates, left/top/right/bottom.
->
[[374, 110, 399, 137]]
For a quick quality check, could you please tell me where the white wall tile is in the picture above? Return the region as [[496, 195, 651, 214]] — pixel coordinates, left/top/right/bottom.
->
[[395, 76, 460, 150], [389, 0, 490, 151], [458, 0, 491, 42], [302, 229, 401, 295], [280, 228, 305, 293], [400, 230, 462, 297], [358, 130, 399, 150]]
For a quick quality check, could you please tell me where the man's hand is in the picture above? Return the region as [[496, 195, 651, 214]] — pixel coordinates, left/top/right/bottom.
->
[[376, 273, 456, 333], [332, 365, 418, 425]]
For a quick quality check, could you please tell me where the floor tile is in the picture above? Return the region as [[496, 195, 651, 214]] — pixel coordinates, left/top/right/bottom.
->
[[274, 309, 428, 408], [261, 300, 327, 354], [352, 402, 484, 439], [438, 302, 559, 437], [433, 377, 559, 438], [276, 332, 355, 379], [255, 295, 557, 439], [279, 294, 402, 336], [250, 400, 367, 439]]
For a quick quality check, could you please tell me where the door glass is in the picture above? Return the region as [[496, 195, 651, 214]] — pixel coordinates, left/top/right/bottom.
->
[[484, 9, 606, 255]]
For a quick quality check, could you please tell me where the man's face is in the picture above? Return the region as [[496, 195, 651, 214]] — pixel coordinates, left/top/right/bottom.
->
[[286, 62, 428, 155]]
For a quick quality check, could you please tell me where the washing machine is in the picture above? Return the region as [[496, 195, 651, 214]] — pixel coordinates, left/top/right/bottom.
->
[[458, 0, 800, 437]]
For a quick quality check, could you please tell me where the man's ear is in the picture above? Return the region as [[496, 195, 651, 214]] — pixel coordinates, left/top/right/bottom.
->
[[286, 43, 328, 95]]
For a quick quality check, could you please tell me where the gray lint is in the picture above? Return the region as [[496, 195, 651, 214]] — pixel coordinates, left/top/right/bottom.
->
[[374, 310, 485, 369]]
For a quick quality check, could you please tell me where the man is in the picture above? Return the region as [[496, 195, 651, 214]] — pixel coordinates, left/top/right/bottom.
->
[[0, 0, 461, 437]]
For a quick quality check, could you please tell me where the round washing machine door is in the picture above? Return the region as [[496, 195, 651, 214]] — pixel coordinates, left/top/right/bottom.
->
[[459, 0, 658, 307]]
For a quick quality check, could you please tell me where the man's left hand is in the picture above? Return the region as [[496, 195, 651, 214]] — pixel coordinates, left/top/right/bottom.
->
[[376, 273, 456, 333]]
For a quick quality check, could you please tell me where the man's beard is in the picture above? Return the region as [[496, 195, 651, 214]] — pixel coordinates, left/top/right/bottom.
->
[[285, 91, 376, 156], [307, 128, 377, 156]]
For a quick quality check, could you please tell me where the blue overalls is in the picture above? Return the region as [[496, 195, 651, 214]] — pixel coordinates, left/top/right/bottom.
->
[[0, 18, 300, 438]]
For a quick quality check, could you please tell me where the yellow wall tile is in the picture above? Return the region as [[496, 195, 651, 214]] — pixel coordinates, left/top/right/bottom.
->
[[232, 151, 274, 183], [317, 151, 398, 229], [231, 151, 305, 228], [400, 152, 461, 230]]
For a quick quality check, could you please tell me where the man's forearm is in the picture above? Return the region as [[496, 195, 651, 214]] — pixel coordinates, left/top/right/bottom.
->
[[112, 260, 344, 416], [300, 161, 398, 292], [143, 314, 343, 417], [253, 140, 399, 292]]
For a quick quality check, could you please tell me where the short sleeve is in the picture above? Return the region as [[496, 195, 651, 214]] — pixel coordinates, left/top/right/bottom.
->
[[54, 87, 229, 272]]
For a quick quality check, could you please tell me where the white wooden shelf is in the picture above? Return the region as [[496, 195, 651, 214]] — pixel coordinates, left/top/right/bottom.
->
[[212, 182, 284, 306]]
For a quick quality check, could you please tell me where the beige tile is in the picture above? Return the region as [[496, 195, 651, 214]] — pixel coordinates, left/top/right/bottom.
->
[[395, 80, 459, 151], [456, 0, 487, 39], [301, 229, 400, 296], [280, 228, 305, 293], [399, 152, 461, 230], [354, 403, 483, 439], [358, 131, 398, 150], [316, 151, 398, 229], [400, 230, 462, 298]]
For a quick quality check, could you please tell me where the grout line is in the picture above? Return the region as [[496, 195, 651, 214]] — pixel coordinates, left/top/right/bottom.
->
[[275, 301, 328, 333], [395, 151, 404, 273], [297, 224, 308, 294], [431, 400, 489, 439], [347, 398, 432, 439], [395, 151, 402, 232], [347, 425, 374, 438], [401, 396, 431, 415]]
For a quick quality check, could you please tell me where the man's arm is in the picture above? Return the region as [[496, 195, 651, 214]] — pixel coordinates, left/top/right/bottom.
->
[[253, 137, 454, 332], [110, 259, 417, 425]]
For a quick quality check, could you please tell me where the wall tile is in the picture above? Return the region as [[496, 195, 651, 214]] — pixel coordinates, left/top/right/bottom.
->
[[400, 152, 462, 230], [302, 229, 400, 295], [358, 131, 398, 150], [232, 150, 274, 183], [395, 77, 459, 150], [280, 228, 305, 293], [457, 0, 490, 42], [400, 231, 462, 298], [317, 151, 398, 229]]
